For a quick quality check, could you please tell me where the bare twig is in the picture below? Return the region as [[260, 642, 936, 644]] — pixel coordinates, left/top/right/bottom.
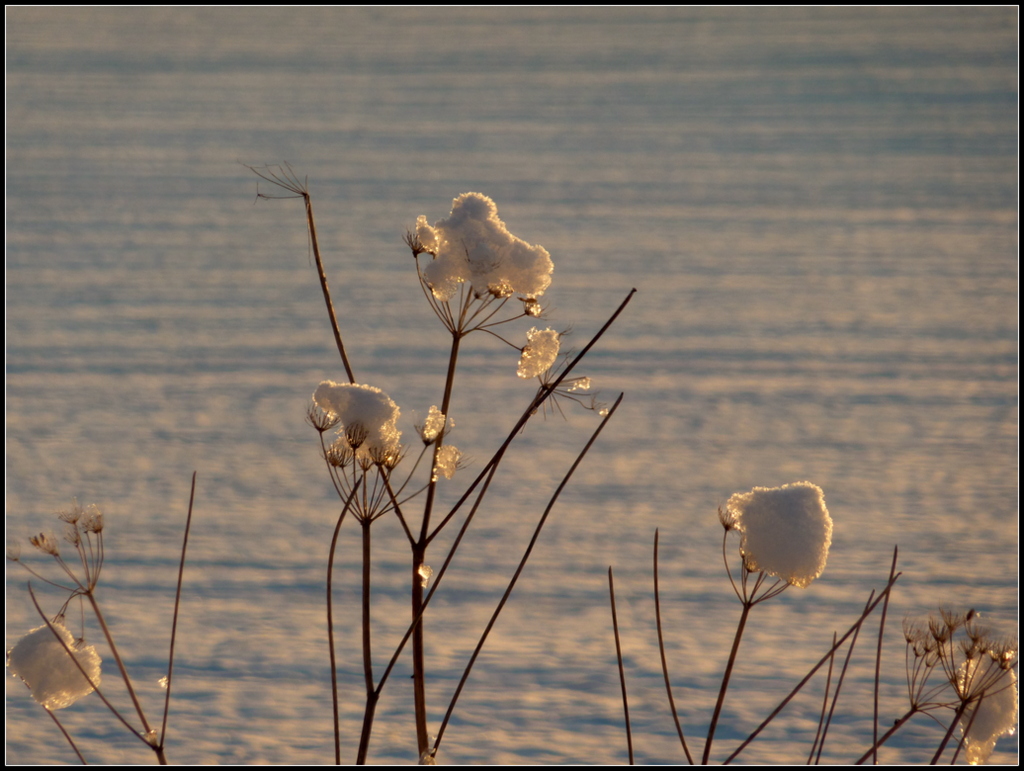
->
[[609, 566, 634, 764], [160, 471, 197, 751], [653, 530, 695, 764]]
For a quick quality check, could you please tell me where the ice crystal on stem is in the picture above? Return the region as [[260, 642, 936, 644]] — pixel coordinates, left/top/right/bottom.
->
[[724, 481, 832, 588], [416, 193, 553, 302], [7, 621, 102, 710], [517, 327, 560, 379]]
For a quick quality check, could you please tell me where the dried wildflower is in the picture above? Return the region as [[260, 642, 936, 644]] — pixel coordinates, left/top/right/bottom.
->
[[307, 402, 341, 433], [7, 621, 102, 710], [29, 533, 60, 557], [517, 327, 561, 379], [724, 482, 832, 588], [80, 506, 103, 534], [313, 382, 402, 465], [420, 406, 446, 444]]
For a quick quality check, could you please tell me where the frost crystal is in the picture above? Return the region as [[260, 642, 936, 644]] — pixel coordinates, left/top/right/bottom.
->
[[725, 482, 832, 588], [418, 193, 553, 301], [959, 656, 1018, 764], [313, 382, 402, 463], [517, 327, 560, 379], [7, 621, 102, 710], [422, 406, 446, 443], [433, 445, 461, 480]]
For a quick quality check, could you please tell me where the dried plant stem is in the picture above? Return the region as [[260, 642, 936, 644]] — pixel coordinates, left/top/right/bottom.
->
[[852, 708, 922, 764], [430, 393, 624, 758], [871, 567, 894, 766], [808, 633, 837, 764], [724, 547, 901, 764], [304, 194, 355, 384], [703, 600, 753, 763], [327, 481, 361, 764], [26, 586, 155, 756], [411, 334, 463, 758], [246, 163, 354, 383], [608, 567, 634, 764], [159, 471, 197, 752], [42, 704, 86, 764], [653, 529, 695, 764]]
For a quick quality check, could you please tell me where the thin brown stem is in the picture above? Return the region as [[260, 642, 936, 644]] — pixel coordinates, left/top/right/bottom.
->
[[704, 600, 753, 763], [431, 394, 624, 758], [653, 530, 694, 764], [159, 472, 196, 752], [327, 479, 362, 765], [724, 547, 901, 764], [608, 567, 634, 765]]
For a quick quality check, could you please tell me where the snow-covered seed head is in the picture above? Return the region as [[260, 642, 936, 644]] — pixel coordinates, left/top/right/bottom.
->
[[7, 621, 102, 710], [724, 482, 833, 589], [433, 445, 462, 481], [420, 406, 446, 444], [418, 193, 553, 302], [312, 382, 402, 466], [958, 654, 1018, 764], [517, 327, 560, 379]]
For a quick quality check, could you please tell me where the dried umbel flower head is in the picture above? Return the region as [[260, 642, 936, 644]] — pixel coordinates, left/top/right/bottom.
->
[[312, 382, 402, 466], [416, 193, 553, 302], [7, 621, 102, 710], [724, 482, 833, 588]]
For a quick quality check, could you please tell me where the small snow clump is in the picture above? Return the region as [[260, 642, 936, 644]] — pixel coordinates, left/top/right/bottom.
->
[[433, 444, 462, 480], [958, 655, 1018, 764], [517, 327, 560, 379], [7, 621, 102, 710], [313, 382, 402, 462], [421, 406, 446, 443], [416, 193, 553, 301], [725, 481, 832, 588]]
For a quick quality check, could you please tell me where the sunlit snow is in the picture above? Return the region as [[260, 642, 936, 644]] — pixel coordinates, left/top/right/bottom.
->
[[417, 193, 553, 302], [517, 327, 560, 379], [312, 382, 402, 461], [7, 622, 102, 710], [725, 482, 833, 588], [959, 657, 1018, 764]]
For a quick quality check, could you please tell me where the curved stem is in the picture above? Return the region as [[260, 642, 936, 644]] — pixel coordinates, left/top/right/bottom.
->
[[704, 601, 753, 763], [654, 530, 694, 764], [609, 567, 634, 765]]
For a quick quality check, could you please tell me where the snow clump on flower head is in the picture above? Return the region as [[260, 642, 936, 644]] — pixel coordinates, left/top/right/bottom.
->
[[725, 481, 832, 588], [416, 193, 553, 302], [313, 382, 401, 463], [958, 645, 1018, 764], [517, 327, 561, 379], [7, 621, 102, 710]]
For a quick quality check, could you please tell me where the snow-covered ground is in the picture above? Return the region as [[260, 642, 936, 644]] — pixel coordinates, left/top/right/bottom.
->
[[7, 8, 1017, 764]]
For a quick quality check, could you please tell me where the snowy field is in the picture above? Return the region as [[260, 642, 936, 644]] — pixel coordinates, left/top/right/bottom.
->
[[6, 8, 1017, 764]]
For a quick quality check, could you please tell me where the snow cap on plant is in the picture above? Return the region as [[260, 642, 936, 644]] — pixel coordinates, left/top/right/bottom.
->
[[7, 621, 102, 710], [725, 481, 832, 588], [416, 193, 553, 301], [313, 382, 402, 464], [517, 327, 560, 379], [958, 646, 1018, 764]]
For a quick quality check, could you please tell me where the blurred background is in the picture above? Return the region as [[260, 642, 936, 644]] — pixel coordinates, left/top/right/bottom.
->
[[6, 8, 1017, 764]]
